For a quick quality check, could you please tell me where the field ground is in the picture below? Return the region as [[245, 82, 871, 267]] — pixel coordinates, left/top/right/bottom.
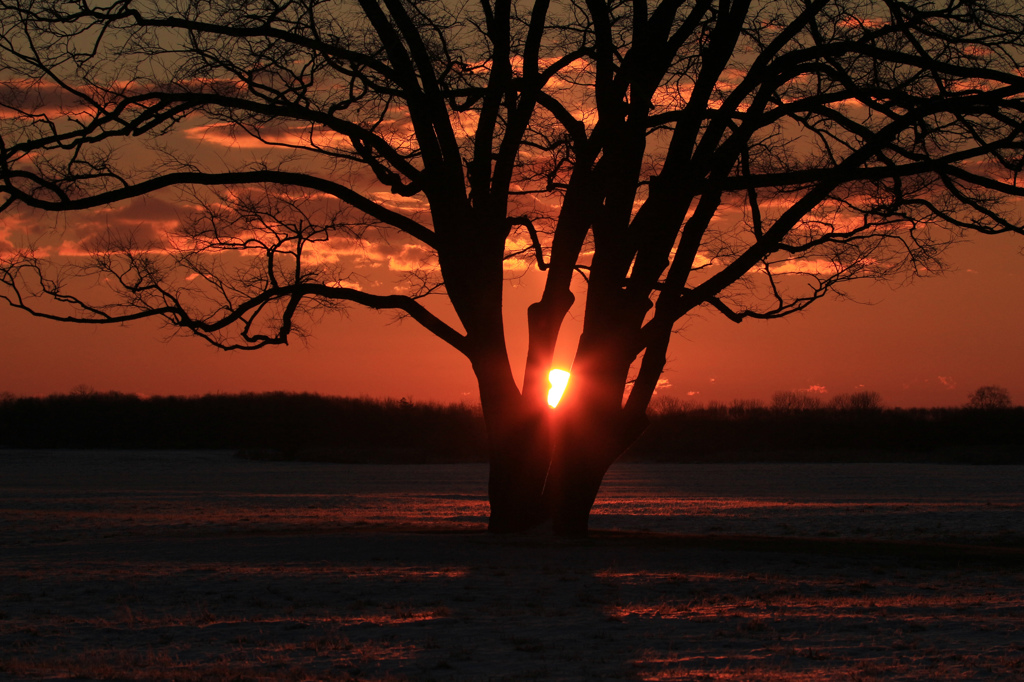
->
[[2, 450, 1023, 680]]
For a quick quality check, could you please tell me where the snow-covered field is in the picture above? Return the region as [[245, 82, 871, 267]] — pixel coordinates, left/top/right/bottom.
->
[[2, 449, 1023, 680]]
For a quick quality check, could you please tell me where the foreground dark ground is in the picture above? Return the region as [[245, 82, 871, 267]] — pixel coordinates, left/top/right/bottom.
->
[[2, 450, 1023, 680]]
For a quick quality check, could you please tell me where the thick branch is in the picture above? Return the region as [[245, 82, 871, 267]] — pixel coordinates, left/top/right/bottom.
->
[[4, 169, 438, 248]]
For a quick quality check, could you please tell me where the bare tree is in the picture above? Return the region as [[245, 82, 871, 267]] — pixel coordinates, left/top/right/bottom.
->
[[2, 0, 1023, 534], [967, 385, 1013, 409], [771, 390, 823, 412], [829, 391, 883, 411]]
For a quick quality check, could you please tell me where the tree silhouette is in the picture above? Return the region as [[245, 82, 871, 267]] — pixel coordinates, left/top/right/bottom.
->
[[967, 385, 1013, 409], [2, 0, 1023, 534]]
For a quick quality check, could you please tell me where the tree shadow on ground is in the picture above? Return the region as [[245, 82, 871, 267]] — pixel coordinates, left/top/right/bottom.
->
[[3, 525, 1023, 680]]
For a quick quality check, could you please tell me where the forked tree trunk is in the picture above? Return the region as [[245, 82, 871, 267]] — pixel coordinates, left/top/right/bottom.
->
[[483, 394, 648, 536], [477, 281, 653, 536]]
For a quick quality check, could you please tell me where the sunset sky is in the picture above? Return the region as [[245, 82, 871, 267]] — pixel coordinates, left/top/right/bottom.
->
[[3, 2, 1024, 411], [3, 230, 1021, 408]]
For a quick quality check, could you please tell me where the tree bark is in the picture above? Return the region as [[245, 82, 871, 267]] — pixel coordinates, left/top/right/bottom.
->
[[480, 387, 638, 536], [544, 403, 648, 536], [479, 369, 650, 536], [485, 405, 552, 533]]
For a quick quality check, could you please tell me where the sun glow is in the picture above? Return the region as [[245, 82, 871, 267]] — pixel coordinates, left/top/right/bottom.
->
[[547, 369, 570, 408]]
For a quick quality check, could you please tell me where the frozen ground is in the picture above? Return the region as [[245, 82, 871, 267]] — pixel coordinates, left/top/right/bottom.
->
[[2, 449, 1023, 680]]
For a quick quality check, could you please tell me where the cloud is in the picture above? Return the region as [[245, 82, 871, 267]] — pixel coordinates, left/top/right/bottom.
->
[[768, 259, 841, 276], [18, 180, 445, 293], [183, 122, 355, 151], [502, 256, 531, 272], [449, 110, 479, 138], [651, 82, 694, 109], [0, 79, 73, 119], [3, 198, 183, 258], [325, 279, 363, 291], [836, 16, 888, 30], [0, 212, 37, 253], [380, 243, 438, 272], [54, 196, 187, 256], [0, 77, 241, 121], [369, 192, 431, 216], [304, 235, 437, 272]]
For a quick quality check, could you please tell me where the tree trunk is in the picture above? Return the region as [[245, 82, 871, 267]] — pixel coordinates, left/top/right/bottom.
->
[[481, 389, 648, 536], [544, 404, 647, 536], [545, 442, 612, 536], [485, 409, 551, 533], [476, 275, 653, 536]]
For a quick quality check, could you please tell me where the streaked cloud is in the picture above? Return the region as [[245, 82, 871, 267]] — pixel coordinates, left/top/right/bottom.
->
[[183, 122, 355, 151], [767, 259, 841, 276]]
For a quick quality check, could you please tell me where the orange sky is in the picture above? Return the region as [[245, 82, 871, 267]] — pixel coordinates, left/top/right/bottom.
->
[[2, 234, 1021, 408], [2, 39, 1023, 410]]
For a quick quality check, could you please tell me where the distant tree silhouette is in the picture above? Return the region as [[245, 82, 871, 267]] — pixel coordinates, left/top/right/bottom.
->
[[967, 386, 1013, 409], [829, 391, 883, 412], [728, 399, 766, 416], [2, 0, 1024, 534], [771, 391, 822, 412]]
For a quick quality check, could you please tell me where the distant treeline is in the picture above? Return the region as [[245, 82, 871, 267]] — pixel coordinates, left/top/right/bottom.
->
[[636, 396, 1022, 464], [0, 392, 486, 463], [0, 391, 1020, 464]]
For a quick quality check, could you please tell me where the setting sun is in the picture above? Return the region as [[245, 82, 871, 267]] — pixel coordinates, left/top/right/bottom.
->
[[547, 369, 570, 408]]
